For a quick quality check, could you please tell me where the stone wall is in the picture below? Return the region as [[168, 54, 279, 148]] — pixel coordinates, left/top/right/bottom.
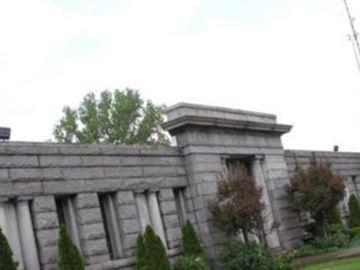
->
[[0, 143, 187, 270], [2, 103, 360, 270]]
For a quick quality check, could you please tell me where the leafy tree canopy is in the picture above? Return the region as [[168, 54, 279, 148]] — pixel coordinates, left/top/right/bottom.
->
[[286, 154, 345, 236], [54, 89, 169, 146], [208, 165, 265, 242]]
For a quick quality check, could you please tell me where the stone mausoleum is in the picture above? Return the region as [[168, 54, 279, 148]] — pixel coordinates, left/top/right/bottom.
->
[[1, 103, 359, 270]]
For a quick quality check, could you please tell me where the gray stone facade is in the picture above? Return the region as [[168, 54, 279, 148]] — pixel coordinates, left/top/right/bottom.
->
[[0, 102, 359, 270]]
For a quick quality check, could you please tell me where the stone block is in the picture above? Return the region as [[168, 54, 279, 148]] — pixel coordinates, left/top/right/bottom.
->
[[121, 219, 141, 234], [160, 201, 177, 215], [32, 196, 56, 213], [75, 193, 100, 209], [0, 155, 39, 168], [122, 233, 138, 250], [35, 228, 59, 247], [39, 245, 57, 265], [158, 188, 174, 201], [0, 169, 9, 181], [83, 239, 109, 256], [41, 168, 64, 180], [39, 156, 83, 167], [9, 168, 42, 180], [163, 214, 180, 229], [82, 156, 121, 166], [102, 167, 142, 178], [117, 204, 138, 219], [33, 212, 59, 230], [115, 190, 134, 205], [80, 223, 106, 240], [77, 208, 103, 225], [62, 167, 105, 180]]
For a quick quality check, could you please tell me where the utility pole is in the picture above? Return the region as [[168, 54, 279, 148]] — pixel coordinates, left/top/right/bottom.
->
[[343, 0, 360, 73]]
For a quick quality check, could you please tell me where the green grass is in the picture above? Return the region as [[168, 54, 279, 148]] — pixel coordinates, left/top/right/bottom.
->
[[300, 257, 360, 270]]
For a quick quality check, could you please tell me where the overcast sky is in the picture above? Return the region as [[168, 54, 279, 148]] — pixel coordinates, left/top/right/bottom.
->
[[1, 0, 360, 151]]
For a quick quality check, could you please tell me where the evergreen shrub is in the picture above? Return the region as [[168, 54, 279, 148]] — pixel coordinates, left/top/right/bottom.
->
[[348, 194, 360, 228], [0, 227, 18, 270], [57, 225, 85, 270], [134, 225, 171, 270]]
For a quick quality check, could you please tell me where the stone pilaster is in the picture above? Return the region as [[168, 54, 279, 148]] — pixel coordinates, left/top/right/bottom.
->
[[32, 196, 59, 270], [115, 190, 141, 258], [74, 193, 109, 265]]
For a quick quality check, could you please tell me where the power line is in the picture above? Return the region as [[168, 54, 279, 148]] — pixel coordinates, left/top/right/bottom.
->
[[343, 0, 360, 74]]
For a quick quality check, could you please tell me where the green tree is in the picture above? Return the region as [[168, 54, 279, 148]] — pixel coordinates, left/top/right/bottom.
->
[[57, 225, 85, 270], [0, 227, 18, 270], [135, 234, 146, 270], [208, 166, 265, 243], [54, 89, 169, 146], [134, 225, 171, 270], [348, 194, 360, 228], [181, 221, 206, 258], [286, 154, 345, 236]]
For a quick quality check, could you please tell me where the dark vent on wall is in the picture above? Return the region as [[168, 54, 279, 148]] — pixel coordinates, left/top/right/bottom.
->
[[0, 127, 10, 140]]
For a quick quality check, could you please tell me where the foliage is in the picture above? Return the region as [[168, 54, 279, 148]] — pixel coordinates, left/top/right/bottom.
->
[[327, 207, 343, 226], [54, 89, 169, 146], [135, 234, 146, 270], [219, 238, 291, 270], [348, 195, 360, 228], [178, 220, 209, 270], [286, 154, 345, 236], [173, 256, 209, 270], [349, 226, 360, 238], [134, 225, 171, 270], [208, 166, 265, 242], [57, 225, 85, 270], [290, 232, 349, 258], [0, 227, 18, 270], [181, 221, 206, 258]]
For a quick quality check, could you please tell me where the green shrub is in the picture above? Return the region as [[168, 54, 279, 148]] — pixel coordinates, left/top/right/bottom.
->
[[135, 225, 171, 270], [135, 234, 146, 270], [219, 238, 290, 270], [311, 233, 348, 250], [348, 195, 360, 228], [174, 256, 209, 270], [327, 207, 343, 226], [181, 221, 206, 258], [0, 227, 18, 270], [57, 225, 85, 270], [349, 226, 360, 238]]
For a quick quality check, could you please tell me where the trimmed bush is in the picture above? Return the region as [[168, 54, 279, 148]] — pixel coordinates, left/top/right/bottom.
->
[[0, 227, 18, 270], [57, 225, 85, 270], [173, 256, 209, 270], [219, 238, 288, 270], [134, 225, 171, 270], [348, 194, 360, 228]]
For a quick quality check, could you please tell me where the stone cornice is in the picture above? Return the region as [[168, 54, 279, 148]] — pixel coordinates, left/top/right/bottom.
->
[[162, 115, 292, 135]]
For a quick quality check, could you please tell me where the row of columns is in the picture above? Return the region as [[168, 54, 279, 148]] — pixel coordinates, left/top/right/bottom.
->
[[134, 191, 167, 247], [0, 199, 40, 270]]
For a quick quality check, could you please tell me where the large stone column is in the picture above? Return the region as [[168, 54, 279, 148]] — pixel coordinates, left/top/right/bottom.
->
[[252, 156, 280, 249], [16, 199, 41, 270], [147, 191, 167, 247]]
